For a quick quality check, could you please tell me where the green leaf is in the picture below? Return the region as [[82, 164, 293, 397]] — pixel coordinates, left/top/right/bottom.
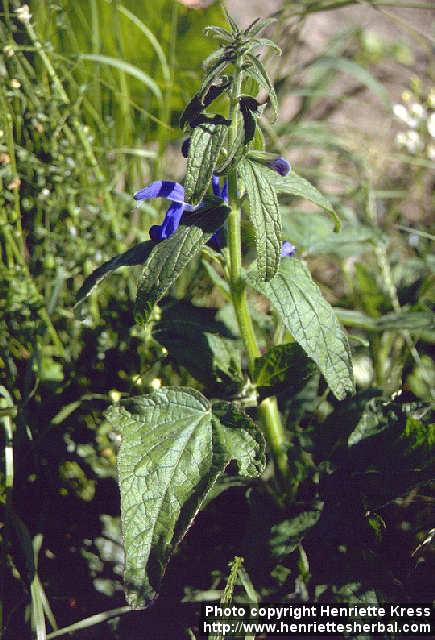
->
[[202, 46, 229, 72], [223, 7, 240, 35], [134, 201, 230, 324], [204, 26, 234, 44], [254, 343, 316, 398], [244, 17, 276, 38], [367, 513, 386, 541], [307, 226, 377, 257], [107, 387, 265, 607], [201, 259, 231, 299], [75, 241, 153, 307], [212, 401, 266, 477], [247, 258, 354, 400], [80, 54, 162, 102], [244, 54, 278, 121], [271, 508, 323, 558], [238, 159, 281, 282], [333, 309, 435, 334], [215, 125, 246, 176], [354, 263, 387, 318], [184, 123, 227, 205], [318, 396, 434, 508], [269, 168, 341, 231], [156, 301, 242, 387], [199, 60, 231, 97], [250, 38, 282, 56]]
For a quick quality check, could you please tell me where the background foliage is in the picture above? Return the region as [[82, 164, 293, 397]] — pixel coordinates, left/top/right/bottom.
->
[[0, 0, 433, 638]]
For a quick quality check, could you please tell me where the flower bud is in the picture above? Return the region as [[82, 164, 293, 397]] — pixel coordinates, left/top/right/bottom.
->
[[247, 151, 291, 176], [281, 241, 296, 257], [269, 157, 291, 176]]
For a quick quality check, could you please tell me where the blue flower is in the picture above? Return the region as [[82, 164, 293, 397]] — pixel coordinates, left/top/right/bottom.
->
[[207, 175, 228, 250], [211, 175, 228, 204], [281, 240, 296, 257], [207, 226, 224, 251], [133, 180, 195, 242], [270, 157, 291, 176]]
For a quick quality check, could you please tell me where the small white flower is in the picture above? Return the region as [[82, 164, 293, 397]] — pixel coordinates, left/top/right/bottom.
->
[[405, 130, 421, 152], [16, 4, 31, 24], [409, 102, 425, 120], [10, 78, 21, 89], [150, 378, 162, 390], [393, 103, 417, 128], [41, 188, 50, 197], [396, 130, 422, 153], [69, 225, 77, 237], [393, 103, 407, 121], [3, 45, 14, 57]]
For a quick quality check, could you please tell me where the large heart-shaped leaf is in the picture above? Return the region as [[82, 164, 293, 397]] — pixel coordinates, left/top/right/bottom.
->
[[107, 387, 265, 608]]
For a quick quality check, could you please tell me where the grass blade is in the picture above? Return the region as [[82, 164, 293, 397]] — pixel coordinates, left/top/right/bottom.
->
[[45, 607, 131, 639], [80, 54, 162, 101], [116, 5, 170, 82]]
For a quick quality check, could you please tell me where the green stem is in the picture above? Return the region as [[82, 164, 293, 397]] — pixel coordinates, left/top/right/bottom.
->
[[225, 60, 289, 482], [257, 397, 288, 478], [227, 174, 260, 374], [226, 60, 259, 373]]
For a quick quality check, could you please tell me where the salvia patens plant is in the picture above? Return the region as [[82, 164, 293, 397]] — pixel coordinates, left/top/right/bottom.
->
[[76, 10, 354, 609]]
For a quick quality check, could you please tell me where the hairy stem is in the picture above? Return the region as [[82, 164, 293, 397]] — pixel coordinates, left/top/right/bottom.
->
[[225, 60, 289, 482]]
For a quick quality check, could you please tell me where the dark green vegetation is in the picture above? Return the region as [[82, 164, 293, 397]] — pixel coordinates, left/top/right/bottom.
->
[[1, 1, 433, 639]]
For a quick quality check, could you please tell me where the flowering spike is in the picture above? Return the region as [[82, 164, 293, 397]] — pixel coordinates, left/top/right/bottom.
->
[[137, 175, 229, 245]]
